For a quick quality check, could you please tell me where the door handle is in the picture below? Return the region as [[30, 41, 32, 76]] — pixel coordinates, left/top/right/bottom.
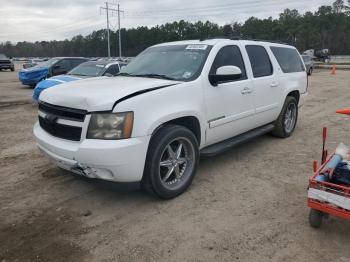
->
[[241, 87, 252, 94], [270, 83, 278, 88]]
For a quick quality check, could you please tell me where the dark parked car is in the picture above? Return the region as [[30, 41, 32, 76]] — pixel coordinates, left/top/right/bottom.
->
[[0, 54, 14, 71], [18, 57, 88, 87], [33, 60, 127, 101]]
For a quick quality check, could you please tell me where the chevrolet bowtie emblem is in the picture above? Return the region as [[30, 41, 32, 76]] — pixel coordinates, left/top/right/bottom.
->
[[45, 114, 58, 124]]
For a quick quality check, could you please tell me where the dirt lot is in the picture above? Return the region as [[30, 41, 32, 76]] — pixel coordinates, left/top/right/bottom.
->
[[0, 66, 350, 262]]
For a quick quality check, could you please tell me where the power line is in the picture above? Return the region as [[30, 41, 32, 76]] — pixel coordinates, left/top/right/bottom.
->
[[123, 0, 299, 15]]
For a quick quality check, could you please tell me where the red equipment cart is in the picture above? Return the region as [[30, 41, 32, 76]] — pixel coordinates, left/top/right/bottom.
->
[[307, 109, 350, 228]]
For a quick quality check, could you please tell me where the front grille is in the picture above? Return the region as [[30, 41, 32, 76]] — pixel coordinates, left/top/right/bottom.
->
[[39, 101, 86, 122], [38, 102, 87, 141], [39, 116, 82, 141], [0, 60, 11, 65]]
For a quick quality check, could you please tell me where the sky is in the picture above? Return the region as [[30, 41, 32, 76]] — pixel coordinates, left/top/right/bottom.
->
[[0, 0, 334, 43]]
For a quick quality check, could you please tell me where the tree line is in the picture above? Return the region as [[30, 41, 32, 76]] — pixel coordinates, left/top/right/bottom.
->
[[1, 0, 350, 57]]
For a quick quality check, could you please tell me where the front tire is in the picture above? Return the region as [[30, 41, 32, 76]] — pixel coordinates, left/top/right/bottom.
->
[[272, 96, 298, 138], [141, 125, 199, 199], [309, 209, 323, 228]]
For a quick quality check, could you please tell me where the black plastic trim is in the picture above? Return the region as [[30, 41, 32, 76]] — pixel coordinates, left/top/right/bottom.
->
[[39, 101, 87, 122]]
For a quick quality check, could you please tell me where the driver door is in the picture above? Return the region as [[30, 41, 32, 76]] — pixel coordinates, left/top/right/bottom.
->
[[204, 45, 256, 146]]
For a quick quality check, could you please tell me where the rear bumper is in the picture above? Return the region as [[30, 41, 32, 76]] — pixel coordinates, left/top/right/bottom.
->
[[33, 122, 151, 182]]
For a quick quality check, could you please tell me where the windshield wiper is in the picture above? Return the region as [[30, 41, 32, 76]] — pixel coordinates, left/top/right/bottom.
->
[[132, 73, 176, 80]]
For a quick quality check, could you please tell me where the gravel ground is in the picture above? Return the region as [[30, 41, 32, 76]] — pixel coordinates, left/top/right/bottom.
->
[[0, 67, 350, 262]]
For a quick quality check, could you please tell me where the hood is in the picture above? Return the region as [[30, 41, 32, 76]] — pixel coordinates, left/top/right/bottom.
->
[[39, 76, 180, 112], [44, 74, 83, 84], [33, 75, 84, 101]]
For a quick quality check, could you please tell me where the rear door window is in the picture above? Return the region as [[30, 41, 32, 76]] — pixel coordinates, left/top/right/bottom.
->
[[245, 45, 273, 78], [271, 47, 305, 73], [210, 45, 247, 81]]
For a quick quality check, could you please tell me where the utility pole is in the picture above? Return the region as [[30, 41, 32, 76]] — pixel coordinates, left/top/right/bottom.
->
[[106, 2, 110, 57], [117, 4, 122, 58], [100, 2, 123, 58]]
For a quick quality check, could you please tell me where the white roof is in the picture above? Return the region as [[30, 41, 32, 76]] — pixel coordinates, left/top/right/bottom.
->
[[155, 38, 295, 49]]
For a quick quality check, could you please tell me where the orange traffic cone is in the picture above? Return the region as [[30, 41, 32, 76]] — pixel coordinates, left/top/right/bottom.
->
[[331, 64, 336, 75], [336, 108, 350, 115]]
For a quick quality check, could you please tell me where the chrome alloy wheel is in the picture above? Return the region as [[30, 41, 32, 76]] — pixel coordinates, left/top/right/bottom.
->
[[158, 137, 195, 190], [284, 102, 297, 133]]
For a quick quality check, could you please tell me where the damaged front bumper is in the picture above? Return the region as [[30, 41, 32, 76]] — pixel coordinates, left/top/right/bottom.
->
[[33, 122, 151, 182]]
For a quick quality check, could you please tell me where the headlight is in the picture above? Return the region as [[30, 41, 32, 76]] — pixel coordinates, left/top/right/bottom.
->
[[87, 112, 133, 140]]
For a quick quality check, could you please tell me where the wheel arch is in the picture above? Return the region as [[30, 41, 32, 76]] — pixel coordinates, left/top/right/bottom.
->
[[151, 115, 202, 146], [286, 90, 300, 104]]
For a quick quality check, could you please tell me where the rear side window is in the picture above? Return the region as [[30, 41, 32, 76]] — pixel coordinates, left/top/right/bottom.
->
[[210, 45, 247, 81], [271, 47, 305, 73], [245, 45, 273, 78]]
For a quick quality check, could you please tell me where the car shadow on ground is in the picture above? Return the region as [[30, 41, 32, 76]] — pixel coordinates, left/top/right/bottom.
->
[[46, 133, 276, 202]]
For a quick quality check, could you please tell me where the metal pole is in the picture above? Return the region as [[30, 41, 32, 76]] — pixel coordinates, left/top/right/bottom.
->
[[118, 4, 122, 58], [106, 2, 111, 57]]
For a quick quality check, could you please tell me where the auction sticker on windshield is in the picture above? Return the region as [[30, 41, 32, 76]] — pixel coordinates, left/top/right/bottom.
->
[[186, 44, 208, 50]]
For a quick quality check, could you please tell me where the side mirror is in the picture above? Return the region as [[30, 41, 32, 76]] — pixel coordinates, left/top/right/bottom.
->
[[104, 73, 113, 77], [209, 65, 242, 86]]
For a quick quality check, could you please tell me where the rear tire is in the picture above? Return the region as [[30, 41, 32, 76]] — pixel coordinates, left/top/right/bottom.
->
[[309, 209, 323, 228], [141, 125, 199, 199], [272, 96, 298, 138]]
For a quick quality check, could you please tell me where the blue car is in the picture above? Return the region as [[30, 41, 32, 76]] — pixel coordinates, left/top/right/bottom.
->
[[33, 60, 125, 101], [19, 57, 88, 87]]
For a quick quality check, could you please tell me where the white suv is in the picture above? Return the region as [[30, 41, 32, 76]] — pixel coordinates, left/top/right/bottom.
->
[[34, 39, 307, 199]]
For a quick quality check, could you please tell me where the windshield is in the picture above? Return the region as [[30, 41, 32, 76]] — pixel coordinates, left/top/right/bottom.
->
[[120, 44, 212, 81], [68, 61, 106, 77]]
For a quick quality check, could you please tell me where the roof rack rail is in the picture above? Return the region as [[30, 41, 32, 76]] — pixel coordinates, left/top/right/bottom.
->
[[246, 38, 288, 45], [199, 36, 288, 45], [199, 36, 230, 41]]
